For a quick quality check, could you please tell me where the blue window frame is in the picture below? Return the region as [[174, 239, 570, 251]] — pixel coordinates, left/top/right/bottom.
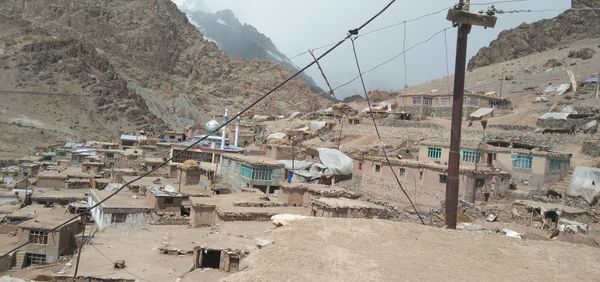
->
[[549, 159, 562, 172], [461, 150, 480, 163], [412, 97, 422, 105], [427, 147, 442, 159], [423, 98, 433, 105], [513, 155, 533, 169], [240, 164, 273, 181]]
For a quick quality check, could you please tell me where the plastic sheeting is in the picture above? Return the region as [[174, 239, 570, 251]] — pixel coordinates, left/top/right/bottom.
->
[[538, 112, 569, 120], [267, 132, 286, 140], [469, 107, 494, 120], [278, 160, 313, 170], [567, 166, 600, 203], [309, 121, 327, 130], [317, 148, 353, 176], [543, 83, 570, 96]]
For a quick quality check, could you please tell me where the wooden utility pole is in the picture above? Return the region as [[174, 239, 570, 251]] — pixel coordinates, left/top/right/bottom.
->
[[445, 1, 496, 229], [308, 49, 336, 99]]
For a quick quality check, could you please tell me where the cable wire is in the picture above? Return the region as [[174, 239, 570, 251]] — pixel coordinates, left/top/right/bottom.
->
[[0, 0, 398, 260], [349, 37, 425, 225], [322, 26, 453, 96]]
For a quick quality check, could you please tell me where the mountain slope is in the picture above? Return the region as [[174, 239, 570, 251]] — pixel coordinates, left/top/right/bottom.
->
[[468, 0, 600, 70], [184, 8, 327, 96], [0, 0, 328, 156]]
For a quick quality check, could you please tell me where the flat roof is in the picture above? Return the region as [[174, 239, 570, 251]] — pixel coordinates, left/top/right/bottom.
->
[[18, 212, 79, 229], [222, 154, 283, 166], [419, 141, 572, 158], [32, 188, 88, 201], [89, 189, 153, 211], [312, 197, 385, 209], [357, 156, 511, 175]]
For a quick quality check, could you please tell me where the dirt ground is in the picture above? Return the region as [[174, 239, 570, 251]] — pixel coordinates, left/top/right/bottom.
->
[[226, 218, 600, 282], [8, 222, 274, 281]]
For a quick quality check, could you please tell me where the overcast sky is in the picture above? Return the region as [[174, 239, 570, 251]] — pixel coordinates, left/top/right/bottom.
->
[[173, 0, 570, 98]]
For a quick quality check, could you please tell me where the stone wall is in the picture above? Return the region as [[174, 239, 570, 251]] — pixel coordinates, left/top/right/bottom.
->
[[583, 140, 600, 157]]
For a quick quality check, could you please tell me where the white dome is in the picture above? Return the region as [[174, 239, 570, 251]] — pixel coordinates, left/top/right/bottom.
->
[[205, 119, 220, 132]]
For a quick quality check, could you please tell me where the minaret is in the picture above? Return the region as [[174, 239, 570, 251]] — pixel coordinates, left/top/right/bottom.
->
[[221, 108, 228, 149], [234, 112, 240, 147]]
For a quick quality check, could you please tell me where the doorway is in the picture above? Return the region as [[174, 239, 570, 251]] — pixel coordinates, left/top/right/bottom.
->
[[200, 249, 221, 269]]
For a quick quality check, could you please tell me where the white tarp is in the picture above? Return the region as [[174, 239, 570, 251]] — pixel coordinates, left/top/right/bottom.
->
[[543, 83, 570, 96], [538, 112, 569, 120], [309, 121, 327, 130], [278, 160, 313, 170], [267, 132, 286, 140], [567, 166, 600, 203], [469, 107, 494, 120], [317, 148, 353, 175]]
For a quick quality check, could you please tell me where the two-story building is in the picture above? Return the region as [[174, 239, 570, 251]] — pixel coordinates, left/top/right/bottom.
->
[[219, 154, 285, 194], [353, 155, 511, 204], [418, 141, 571, 189], [13, 214, 81, 268], [395, 91, 511, 120]]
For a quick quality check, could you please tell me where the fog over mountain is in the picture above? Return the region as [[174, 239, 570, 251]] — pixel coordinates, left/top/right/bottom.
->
[[179, 5, 327, 96]]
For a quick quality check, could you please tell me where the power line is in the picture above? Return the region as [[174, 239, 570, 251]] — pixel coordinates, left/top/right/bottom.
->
[[0, 0, 399, 261], [349, 37, 425, 225], [323, 26, 454, 96]]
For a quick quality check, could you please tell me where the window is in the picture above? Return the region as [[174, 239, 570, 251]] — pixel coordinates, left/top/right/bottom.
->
[[412, 97, 422, 105], [463, 97, 480, 106], [439, 174, 447, 183], [374, 164, 381, 173], [171, 150, 212, 164], [26, 254, 46, 266], [164, 197, 174, 204], [476, 179, 486, 188], [111, 213, 127, 223], [29, 230, 49, 244], [427, 147, 442, 159], [513, 155, 533, 169], [440, 98, 450, 106], [461, 150, 480, 163], [423, 98, 433, 105], [398, 168, 405, 176], [240, 164, 273, 181], [550, 159, 562, 173]]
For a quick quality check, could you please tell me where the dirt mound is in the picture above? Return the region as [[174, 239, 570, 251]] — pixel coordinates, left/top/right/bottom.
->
[[227, 218, 600, 281]]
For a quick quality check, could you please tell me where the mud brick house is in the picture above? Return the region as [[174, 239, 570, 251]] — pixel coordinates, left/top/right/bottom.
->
[[13, 214, 80, 268], [310, 197, 389, 219], [418, 140, 571, 190], [353, 155, 511, 203], [395, 92, 511, 120], [88, 190, 153, 230], [145, 187, 184, 215], [219, 154, 285, 194]]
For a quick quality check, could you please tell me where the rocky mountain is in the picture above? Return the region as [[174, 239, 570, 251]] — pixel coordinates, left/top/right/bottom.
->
[[184, 8, 326, 95], [468, 0, 600, 70], [0, 0, 328, 156]]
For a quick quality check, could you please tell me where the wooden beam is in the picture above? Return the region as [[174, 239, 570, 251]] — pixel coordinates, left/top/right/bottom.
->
[[447, 9, 497, 28]]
